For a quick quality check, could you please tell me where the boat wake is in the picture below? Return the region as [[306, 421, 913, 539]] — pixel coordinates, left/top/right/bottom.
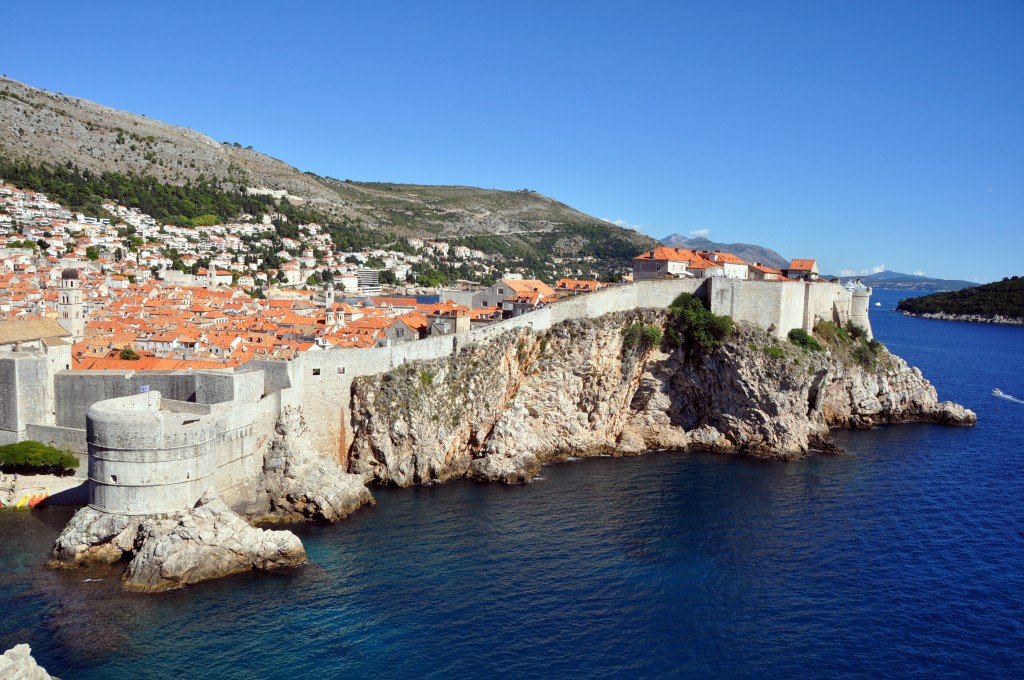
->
[[993, 388, 1024, 404]]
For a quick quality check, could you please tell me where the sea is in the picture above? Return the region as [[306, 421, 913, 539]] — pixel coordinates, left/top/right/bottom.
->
[[1, 289, 1022, 679]]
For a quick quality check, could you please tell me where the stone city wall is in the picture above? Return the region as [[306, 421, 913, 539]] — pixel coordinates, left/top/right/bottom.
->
[[85, 375, 289, 515], [0, 352, 50, 437], [55, 369, 260, 430]]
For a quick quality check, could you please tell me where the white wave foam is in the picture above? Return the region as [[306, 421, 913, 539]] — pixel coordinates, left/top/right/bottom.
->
[[994, 389, 1024, 404]]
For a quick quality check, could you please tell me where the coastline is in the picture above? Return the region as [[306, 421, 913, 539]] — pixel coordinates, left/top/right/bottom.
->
[[899, 311, 1024, 325]]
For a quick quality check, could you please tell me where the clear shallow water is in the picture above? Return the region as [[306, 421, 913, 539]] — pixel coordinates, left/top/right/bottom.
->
[[2, 289, 1023, 679]]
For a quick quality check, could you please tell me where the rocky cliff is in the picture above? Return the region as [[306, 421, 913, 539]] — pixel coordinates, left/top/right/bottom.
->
[[348, 310, 974, 485], [0, 644, 53, 680]]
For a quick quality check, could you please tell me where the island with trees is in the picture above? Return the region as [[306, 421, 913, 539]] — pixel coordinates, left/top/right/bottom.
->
[[896, 277, 1024, 325]]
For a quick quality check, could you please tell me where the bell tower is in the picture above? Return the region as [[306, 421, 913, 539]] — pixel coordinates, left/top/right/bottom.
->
[[57, 268, 85, 341]]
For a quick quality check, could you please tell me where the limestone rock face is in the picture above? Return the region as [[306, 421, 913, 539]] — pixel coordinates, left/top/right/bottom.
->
[[48, 494, 306, 592], [246, 406, 374, 523], [0, 644, 52, 680], [349, 312, 975, 485]]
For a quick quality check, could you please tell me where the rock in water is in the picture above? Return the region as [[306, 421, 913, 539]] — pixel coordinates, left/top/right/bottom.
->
[[244, 405, 374, 523], [0, 644, 53, 680], [49, 494, 306, 592]]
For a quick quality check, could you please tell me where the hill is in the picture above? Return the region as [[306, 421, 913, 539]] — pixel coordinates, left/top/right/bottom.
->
[[854, 270, 976, 292], [659, 234, 789, 269], [896, 277, 1024, 323], [0, 76, 655, 271]]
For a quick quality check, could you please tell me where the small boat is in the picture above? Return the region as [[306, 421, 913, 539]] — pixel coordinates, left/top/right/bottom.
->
[[993, 388, 1004, 397], [874, 302, 882, 307]]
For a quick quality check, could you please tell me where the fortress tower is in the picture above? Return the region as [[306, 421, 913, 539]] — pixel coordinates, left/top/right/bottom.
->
[[57, 268, 85, 342]]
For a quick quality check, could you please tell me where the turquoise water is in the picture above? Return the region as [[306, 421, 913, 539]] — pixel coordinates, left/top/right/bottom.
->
[[1, 290, 1022, 678]]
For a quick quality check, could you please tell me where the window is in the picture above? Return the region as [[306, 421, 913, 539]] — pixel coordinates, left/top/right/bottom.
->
[[312, 368, 321, 376], [338, 367, 346, 375]]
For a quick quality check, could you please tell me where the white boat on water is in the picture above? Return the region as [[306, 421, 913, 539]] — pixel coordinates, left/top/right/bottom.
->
[[874, 302, 882, 307], [993, 388, 1004, 397]]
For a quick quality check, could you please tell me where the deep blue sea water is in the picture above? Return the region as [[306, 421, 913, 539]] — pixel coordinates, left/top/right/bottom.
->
[[2, 289, 1023, 679]]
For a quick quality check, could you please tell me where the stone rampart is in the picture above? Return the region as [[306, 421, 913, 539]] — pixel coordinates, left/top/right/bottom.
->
[[84, 373, 287, 515], [71, 277, 873, 516], [0, 352, 49, 436], [88, 392, 218, 515]]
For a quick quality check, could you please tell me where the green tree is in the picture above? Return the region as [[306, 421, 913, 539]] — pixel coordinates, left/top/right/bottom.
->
[[0, 441, 79, 474]]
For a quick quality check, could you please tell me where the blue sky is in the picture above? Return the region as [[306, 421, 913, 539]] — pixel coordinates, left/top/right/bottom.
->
[[3, 1, 1021, 280]]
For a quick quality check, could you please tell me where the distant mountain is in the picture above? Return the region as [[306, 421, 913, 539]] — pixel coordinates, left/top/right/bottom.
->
[[0, 76, 655, 268], [659, 234, 788, 270], [851, 271, 976, 292], [896, 277, 1024, 322]]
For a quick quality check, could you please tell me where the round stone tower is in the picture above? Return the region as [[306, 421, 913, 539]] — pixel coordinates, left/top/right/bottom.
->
[[87, 392, 217, 515], [849, 288, 873, 340]]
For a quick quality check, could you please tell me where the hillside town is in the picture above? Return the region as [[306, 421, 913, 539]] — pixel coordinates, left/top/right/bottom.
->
[[0, 180, 826, 370]]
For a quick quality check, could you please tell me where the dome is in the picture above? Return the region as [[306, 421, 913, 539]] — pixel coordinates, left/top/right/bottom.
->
[[61, 268, 79, 280]]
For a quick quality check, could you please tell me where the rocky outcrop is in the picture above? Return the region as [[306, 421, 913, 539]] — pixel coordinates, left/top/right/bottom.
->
[[243, 406, 374, 523], [901, 311, 1024, 325], [0, 644, 52, 680], [48, 494, 306, 592], [47, 406, 372, 592], [348, 311, 975, 485]]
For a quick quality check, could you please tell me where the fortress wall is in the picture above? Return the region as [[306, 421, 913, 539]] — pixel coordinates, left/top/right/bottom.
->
[[25, 423, 87, 458], [778, 283, 807, 335], [0, 352, 50, 435], [56, 371, 204, 429], [209, 390, 281, 500], [241, 359, 293, 396], [0, 354, 25, 434], [804, 283, 850, 331], [43, 344, 72, 426], [194, 371, 239, 404], [707, 278, 787, 335], [193, 369, 265, 405], [88, 392, 218, 515]]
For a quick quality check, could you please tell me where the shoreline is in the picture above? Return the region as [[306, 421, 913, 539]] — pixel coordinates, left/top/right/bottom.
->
[[1, 472, 88, 508], [899, 311, 1024, 326]]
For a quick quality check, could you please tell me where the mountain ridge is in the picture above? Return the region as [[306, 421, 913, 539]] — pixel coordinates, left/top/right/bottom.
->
[[0, 76, 656, 269], [659, 233, 789, 269]]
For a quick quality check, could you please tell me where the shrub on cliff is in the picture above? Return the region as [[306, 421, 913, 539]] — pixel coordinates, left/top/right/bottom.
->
[[622, 323, 663, 351], [814, 320, 850, 346], [668, 293, 733, 351], [0, 441, 80, 475], [788, 328, 822, 351]]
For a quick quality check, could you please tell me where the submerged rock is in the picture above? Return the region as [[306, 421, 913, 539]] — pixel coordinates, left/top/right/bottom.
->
[[0, 644, 53, 680], [49, 493, 306, 593]]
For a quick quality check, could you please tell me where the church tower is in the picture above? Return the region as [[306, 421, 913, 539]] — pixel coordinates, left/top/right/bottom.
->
[[325, 283, 337, 327], [57, 268, 86, 341]]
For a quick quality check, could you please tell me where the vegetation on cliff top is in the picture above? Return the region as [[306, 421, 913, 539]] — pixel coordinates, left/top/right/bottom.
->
[[666, 293, 734, 352], [896, 277, 1024, 320]]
